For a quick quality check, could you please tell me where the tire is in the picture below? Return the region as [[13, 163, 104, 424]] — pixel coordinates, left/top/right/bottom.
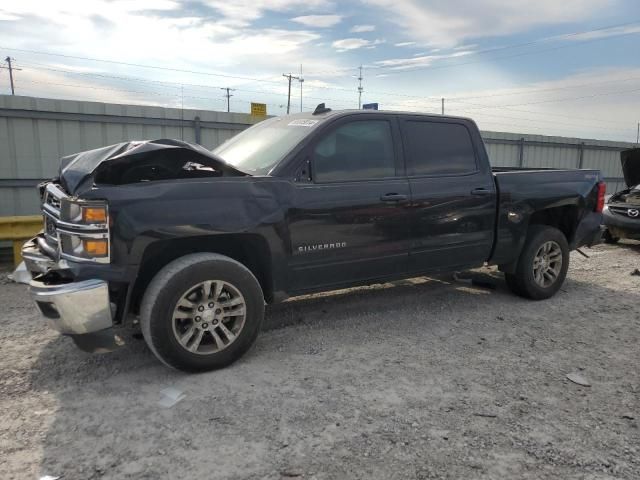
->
[[504, 225, 569, 300], [140, 253, 264, 372], [603, 229, 620, 244]]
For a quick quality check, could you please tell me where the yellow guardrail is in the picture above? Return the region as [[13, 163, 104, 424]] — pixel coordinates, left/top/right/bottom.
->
[[0, 216, 42, 266]]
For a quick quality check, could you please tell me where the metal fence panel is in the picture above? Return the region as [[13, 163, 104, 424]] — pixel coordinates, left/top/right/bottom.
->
[[0, 94, 636, 216]]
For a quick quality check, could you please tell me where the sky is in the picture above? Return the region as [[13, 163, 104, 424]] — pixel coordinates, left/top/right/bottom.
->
[[0, 0, 639, 141]]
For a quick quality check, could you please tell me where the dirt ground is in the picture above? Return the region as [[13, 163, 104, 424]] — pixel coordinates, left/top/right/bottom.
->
[[1, 242, 639, 480]]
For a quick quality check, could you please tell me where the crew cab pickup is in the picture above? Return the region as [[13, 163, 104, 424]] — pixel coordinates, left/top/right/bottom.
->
[[22, 106, 606, 372]]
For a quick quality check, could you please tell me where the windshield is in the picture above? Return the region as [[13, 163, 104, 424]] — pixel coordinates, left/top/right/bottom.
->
[[212, 116, 321, 175]]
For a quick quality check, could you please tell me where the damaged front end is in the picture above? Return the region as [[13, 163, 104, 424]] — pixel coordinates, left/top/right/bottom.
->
[[603, 147, 640, 240], [58, 138, 248, 194], [24, 138, 246, 352], [22, 181, 123, 353]]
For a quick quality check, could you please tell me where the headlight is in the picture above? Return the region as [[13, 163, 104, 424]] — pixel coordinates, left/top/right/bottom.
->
[[60, 198, 109, 227], [57, 198, 110, 263], [59, 232, 110, 262]]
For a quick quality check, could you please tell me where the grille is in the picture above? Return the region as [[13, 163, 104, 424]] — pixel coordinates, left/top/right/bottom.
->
[[42, 183, 67, 247], [609, 206, 638, 217], [45, 192, 61, 210]]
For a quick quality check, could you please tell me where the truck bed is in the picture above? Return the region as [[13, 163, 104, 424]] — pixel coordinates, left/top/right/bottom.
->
[[489, 167, 603, 266]]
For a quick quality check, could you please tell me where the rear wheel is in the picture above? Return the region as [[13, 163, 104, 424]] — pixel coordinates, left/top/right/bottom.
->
[[140, 253, 264, 372], [505, 225, 569, 300]]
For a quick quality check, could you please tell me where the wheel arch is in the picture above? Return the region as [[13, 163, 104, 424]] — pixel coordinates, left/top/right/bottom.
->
[[129, 233, 273, 315], [499, 204, 579, 274]]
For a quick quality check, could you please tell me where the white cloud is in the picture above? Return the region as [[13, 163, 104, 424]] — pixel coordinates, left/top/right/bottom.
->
[[395, 41, 416, 47], [363, 0, 614, 47], [202, 0, 331, 26], [332, 38, 372, 51], [291, 14, 342, 27], [375, 50, 474, 70], [559, 23, 640, 42], [332, 37, 385, 52], [350, 24, 375, 33]]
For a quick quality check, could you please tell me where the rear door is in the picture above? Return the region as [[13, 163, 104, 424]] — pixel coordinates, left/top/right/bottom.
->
[[287, 115, 411, 292], [399, 117, 496, 272]]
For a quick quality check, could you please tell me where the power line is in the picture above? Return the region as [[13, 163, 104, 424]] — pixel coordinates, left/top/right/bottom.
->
[[13, 61, 357, 108], [7, 22, 639, 107], [15, 77, 334, 111], [371, 28, 640, 76], [444, 75, 640, 101], [307, 20, 640, 76], [449, 86, 640, 109]]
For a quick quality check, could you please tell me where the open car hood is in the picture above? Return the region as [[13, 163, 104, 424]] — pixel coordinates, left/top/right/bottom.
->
[[58, 139, 247, 195], [621, 148, 640, 188]]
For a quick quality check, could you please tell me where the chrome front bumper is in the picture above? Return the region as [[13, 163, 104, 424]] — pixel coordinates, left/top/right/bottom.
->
[[30, 278, 112, 335], [23, 236, 124, 352]]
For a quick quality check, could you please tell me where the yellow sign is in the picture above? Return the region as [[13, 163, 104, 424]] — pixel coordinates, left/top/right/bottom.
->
[[251, 102, 267, 117]]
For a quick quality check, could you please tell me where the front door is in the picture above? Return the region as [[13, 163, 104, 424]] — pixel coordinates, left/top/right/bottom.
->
[[287, 116, 411, 293]]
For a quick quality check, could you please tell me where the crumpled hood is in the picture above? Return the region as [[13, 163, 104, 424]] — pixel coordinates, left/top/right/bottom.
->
[[621, 148, 640, 188], [58, 139, 246, 194]]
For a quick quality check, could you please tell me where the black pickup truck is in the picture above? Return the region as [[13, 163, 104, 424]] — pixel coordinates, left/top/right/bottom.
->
[[22, 106, 605, 372]]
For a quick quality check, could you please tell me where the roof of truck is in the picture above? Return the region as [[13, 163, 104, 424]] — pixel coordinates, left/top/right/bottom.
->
[[282, 107, 476, 124]]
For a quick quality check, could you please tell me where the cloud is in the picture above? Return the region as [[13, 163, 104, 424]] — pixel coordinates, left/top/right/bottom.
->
[[375, 50, 474, 70], [395, 41, 416, 47], [332, 38, 371, 51], [202, 0, 331, 26], [291, 14, 342, 27], [333, 37, 384, 51], [350, 24, 375, 33], [559, 23, 640, 42], [362, 0, 614, 47]]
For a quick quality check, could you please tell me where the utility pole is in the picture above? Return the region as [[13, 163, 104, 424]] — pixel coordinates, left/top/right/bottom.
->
[[441, 97, 445, 115], [299, 64, 304, 113], [283, 73, 301, 114], [221, 87, 235, 113], [2, 57, 21, 95], [637, 122, 639, 144], [357, 65, 364, 109]]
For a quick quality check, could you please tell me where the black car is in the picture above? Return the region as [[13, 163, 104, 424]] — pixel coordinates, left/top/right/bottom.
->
[[603, 148, 640, 243]]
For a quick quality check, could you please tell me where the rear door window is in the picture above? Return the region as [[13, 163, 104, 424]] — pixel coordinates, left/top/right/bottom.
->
[[402, 121, 477, 176]]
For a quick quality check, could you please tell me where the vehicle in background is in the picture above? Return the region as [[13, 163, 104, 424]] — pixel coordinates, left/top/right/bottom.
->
[[22, 106, 605, 372], [603, 148, 640, 243]]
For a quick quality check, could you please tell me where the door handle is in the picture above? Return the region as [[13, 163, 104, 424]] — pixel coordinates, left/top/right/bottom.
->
[[470, 187, 491, 196], [380, 193, 408, 203]]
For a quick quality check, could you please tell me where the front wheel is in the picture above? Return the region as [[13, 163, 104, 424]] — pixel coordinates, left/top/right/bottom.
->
[[140, 253, 264, 372], [505, 225, 569, 300]]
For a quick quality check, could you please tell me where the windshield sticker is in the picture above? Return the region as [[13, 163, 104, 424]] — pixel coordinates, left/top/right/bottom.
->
[[288, 119, 319, 127]]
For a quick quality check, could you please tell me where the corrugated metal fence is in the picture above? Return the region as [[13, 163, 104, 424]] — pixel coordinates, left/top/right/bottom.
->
[[482, 131, 633, 193], [0, 95, 261, 216], [0, 94, 634, 216]]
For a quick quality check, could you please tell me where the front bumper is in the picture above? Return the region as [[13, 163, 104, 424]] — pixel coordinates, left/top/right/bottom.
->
[[23, 237, 125, 353], [603, 206, 640, 238], [30, 277, 112, 335]]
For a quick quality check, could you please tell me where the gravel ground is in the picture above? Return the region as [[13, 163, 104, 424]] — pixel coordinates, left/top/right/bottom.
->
[[1, 242, 639, 480]]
